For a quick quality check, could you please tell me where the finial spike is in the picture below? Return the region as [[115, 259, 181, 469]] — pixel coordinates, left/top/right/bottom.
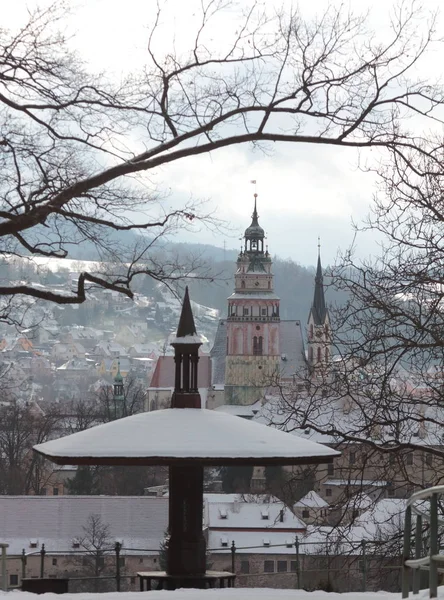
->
[[176, 286, 197, 338]]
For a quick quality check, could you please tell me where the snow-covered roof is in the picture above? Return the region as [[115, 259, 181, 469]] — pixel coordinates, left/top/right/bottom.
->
[[34, 408, 339, 466], [294, 491, 329, 509], [323, 479, 388, 488], [0, 496, 167, 555], [205, 494, 305, 531], [207, 530, 301, 555]]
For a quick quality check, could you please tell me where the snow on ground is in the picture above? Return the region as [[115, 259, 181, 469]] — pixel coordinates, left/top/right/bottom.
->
[[3, 589, 440, 600]]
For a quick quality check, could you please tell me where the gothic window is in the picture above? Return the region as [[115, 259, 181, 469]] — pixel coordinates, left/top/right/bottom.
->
[[310, 324, 314, 339], [317, 347, 322, 363], [253, 336, 263, 356], [308, 347, 313, 362]]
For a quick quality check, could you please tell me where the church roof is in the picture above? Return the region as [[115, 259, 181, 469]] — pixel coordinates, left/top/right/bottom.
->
[[175, 286, 197, 338], [309, 254, 328, 325]]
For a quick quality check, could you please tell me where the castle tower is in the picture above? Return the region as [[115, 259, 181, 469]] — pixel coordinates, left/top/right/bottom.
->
[[113, 361, 125, 419], [224, 195, 280, 405], [307, 245, 331, 371]]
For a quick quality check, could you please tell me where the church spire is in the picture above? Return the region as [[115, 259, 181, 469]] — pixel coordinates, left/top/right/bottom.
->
[[176, 286, 197, 338], [311, 242, 327, 325], [244, 194, 265, 253]]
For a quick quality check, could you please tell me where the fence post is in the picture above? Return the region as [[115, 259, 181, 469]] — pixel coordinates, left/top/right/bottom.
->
[[21, 549, 26, 581], [230, 541, 236, 575], [295, 535, 301, 589], [1, 546, 7, 591], [430, 493, 438, 599], [115, 542, 121, 592], [361, 539, 367, 592], [402, 504, 412, 599], [40, 544, 45, 579], [412, 514, 422, 596]]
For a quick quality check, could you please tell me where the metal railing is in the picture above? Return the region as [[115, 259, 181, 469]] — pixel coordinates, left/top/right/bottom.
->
[[402, 484, 444, 599]]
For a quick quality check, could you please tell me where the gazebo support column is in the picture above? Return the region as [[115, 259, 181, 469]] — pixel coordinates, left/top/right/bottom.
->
[[167, 464, 206, 576]]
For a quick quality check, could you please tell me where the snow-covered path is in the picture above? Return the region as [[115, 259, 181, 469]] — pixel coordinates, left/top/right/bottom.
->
[[2, 588, 437, 599]]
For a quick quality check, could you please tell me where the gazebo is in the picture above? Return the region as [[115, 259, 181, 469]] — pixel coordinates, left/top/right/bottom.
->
[[34, 287, 339, 590]]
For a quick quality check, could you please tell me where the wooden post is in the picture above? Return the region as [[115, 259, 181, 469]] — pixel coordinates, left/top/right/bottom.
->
[[402, 505, 411, 599], [21, 549, 26, 581], [430, 493, 438, 599], [295, 536, 301, 589], [115, 542, 121, 592], [40, 544, 46, 579], [413, 514, 422, 595], [231, 541, 236, 575], [167, 465, 206, 576]]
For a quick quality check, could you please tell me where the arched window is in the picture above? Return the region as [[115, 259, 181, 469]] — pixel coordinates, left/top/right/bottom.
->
[[309, 324, 314, 339], [241, 280, 246, 289], [268, 281, 271, 289], [309, 347, 313, 362], [317, 347, 322, 363]]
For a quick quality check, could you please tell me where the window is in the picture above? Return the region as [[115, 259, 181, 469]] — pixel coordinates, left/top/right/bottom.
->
[[309, 324, 314, 339], [327, 463, 334, 476], [241, 280, 245, 289], [426, 453, 433, 467], [326, 488, 332, 497], [389, 453, 396, 465], [261, 308, 267, 316], [219, 509, 228, 519], [119, 557, 125, 567], [9, 575, 18, 587], [243, 307, 249, 316], [325, 347, 329, 361], [286, 539, 293, 548], [41, 488, 47, 496], [317, 346, 322, 362], [277, 560, 287, 573], [290, 561, 298, 573], [406, 453, 414, 466], [302, 509, 310, 519], [350, 452, 356, 464], [221, 537, 228, 547], [253, 336, 263, 356], [262, 539, 271, 547], [240, 561, 250, 574], [52, 558, 57, 566], [387, 487, 395, 497], [53, 487, 59, 496], [264, 560, 274, 573], [139, 558, 144, 564], [261, 509, 269, 520], [308, 347, 313, 362], [29, 540, 38, 549], [72, 540, 80, 549]]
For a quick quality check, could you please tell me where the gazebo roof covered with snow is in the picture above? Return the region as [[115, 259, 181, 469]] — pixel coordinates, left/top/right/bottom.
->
[[34, 286, 339, 588]]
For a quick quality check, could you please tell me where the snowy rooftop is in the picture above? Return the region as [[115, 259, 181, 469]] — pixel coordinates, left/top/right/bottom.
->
[[34, 408, 339, 466], [2, 586, 438, 599], [294, 491, 329, 509]]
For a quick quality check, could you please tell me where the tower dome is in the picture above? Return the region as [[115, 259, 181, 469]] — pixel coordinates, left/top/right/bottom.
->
[[244, 194, 264, 253]]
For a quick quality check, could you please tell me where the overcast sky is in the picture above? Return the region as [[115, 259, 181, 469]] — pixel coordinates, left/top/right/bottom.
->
[[8, 0, 443, 267]]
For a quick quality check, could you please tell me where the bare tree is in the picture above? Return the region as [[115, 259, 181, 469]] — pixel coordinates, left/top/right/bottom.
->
[[0, 401, 61, 494], [77, 513, 113, 580], [0, 1, 442, 318]]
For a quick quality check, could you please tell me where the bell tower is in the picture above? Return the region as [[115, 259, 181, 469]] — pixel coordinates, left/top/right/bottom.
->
[[307, 243, 332, 373], [225, 195, 280, 405]]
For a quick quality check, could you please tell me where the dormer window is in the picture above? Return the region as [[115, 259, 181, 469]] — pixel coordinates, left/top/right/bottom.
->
[[219, 509, 228, 520], [72, 539, 80, 549], [221, 536, 228, 547], [263, 538, 271, 547], [286, 539, 293, 548], [29, 539, 38, 549], [261, 509, 269, 520]]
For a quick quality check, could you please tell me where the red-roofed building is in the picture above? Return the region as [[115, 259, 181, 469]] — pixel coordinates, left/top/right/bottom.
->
[[145, 354, 212, 411]]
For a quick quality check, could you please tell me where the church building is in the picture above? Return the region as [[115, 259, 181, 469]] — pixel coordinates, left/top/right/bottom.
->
[[210, 195, 330, 408]]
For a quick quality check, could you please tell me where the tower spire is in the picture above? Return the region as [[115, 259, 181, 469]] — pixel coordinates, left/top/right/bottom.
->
[[176, 286, 197, 338], [252, 193, 259, 225], [312, 245, 327, 325]]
